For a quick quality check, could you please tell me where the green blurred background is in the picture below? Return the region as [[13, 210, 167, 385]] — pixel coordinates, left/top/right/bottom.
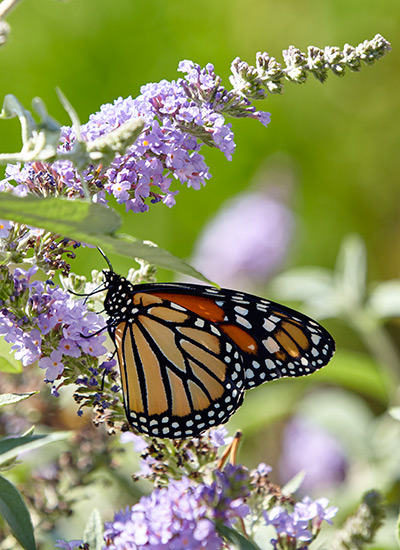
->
[[1, 0, 398, 279], [1, 0, 400, 547]]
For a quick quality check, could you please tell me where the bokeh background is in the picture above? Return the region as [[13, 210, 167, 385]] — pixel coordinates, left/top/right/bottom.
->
[[1, 0, 399, 548]]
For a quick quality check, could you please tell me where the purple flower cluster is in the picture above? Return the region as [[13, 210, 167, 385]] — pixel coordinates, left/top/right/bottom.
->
[[0, 266, 107, 381], [264, 496, 337, 547], [104, 467, 249, 550], [2, 61, 270, 213]]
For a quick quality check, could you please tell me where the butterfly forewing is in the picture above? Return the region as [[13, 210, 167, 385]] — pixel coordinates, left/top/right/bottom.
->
[[103, 274, 335, 439]]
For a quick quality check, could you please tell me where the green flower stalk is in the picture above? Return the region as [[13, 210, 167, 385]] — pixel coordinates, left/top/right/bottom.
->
[[330, 491, 386, 550]]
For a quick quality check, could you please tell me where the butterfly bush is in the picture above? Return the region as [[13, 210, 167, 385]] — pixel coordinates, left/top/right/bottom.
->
[[100, 431, 338, 550], [2, 61, 270, 213], [0, 34, 392, 550]]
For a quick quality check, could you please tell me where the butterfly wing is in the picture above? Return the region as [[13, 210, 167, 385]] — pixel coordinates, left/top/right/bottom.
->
[[104, 276, 335, 439]]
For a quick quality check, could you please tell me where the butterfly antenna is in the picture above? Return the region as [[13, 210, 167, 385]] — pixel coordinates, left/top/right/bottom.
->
[[97, 247, 113, 271]]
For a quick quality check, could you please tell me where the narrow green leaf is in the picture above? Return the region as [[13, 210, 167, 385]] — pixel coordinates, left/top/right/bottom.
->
[[0, 474, 36, 550], [0, 194, 121, 236], [0, 431, 72, 466], [0, 95, 36, 146], [335, 234, 367, 307], [389, 407, 400, 422], [0, 337, 22, 373], [99, 234, 211, 283], [83, 509, 104, 550], [282, 471, 305, 495], [216, 523, 261, 550], [0, 194, 211, 282], [0, 392, 38, 407], [396, 508, 400, 548], [369, 280, 400, 320]]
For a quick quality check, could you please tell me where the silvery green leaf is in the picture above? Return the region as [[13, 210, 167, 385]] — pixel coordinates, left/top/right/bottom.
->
[[368, 280, 400, 320], [270, 267, 334, 301], [56, 87, 82, 138], [0, 94, 36, 145], [335, 234, 367, 308], [282, 471, 305, 495], [0, 431, 71, 465], [83, 509, 103, 550], [270, 268, 338, 318], [0, 94, 61, 164], [0, 393, 38, 407], [388, 407, 400, 422]]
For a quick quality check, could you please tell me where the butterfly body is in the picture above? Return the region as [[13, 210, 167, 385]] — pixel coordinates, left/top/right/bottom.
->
[[103, 271, 335, 439]]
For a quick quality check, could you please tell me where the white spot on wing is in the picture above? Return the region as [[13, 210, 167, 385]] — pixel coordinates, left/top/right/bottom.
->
[[263, 319, 276, 331], [263, 337, 280, 353], [236, 315, 252, 329]]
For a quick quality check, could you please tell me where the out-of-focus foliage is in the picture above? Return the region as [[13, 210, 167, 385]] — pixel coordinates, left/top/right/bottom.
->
[[0, 0, 398, 276]]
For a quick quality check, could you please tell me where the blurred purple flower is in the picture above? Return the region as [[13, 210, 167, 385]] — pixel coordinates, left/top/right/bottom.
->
[[191, 189, 293, 290], [120, 431, 149, 453], [279, 417, 347, 493]]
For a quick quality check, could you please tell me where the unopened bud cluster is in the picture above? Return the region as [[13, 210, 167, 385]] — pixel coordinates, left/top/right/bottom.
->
[[230, 33, 391, 96]]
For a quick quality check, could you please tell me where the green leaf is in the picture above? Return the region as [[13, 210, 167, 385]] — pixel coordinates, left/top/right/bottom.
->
[[396, 508, 400, 548], [83, 509, 104, 550], [0, 194, 211, 282], [0, 431, 72, 466], [0, 194, 121, 236], [228, 379, 305, 435], [282, 470, 305, 495], [0, 337, 22, 373], [99, 234, 211, 283], [0, 474, 36, 550], [388, 407, 400, 422], [216, 523, 261, 550], [368, 280, 400, 320], [0, 392, 38, 407]]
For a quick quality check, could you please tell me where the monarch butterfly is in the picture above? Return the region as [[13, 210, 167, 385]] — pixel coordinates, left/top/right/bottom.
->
[[101, 260, 335, 440]]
